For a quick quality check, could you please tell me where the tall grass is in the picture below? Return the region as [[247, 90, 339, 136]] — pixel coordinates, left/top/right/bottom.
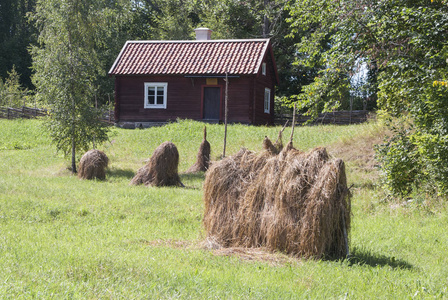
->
[[0, 118, 447, 298]]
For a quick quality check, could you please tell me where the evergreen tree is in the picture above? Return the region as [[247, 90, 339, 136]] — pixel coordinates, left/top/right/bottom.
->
[[0, 65, 28, 107]]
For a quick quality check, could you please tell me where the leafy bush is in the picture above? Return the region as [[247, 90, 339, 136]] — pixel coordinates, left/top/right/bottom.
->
[[375, 122, 421, 197], [377, 82, 448, 197]]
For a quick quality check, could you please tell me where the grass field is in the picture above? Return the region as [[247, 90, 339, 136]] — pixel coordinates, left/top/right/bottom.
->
[[0, 118, 447, 298]]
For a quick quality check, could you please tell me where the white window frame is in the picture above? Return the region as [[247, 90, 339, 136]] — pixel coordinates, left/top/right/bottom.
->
[[144, 82, 168, 109], [264, 88, 271, 114], [262, 62, 266, 75]]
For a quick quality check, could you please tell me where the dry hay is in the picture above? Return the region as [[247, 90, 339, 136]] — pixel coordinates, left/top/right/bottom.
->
[[136, 238, 298, 266], [78, 149, 109, 180], [186, 126, 211, 173], [130, 141, 183, 187], [203, 137, 351, 259], [211, 247, 299, 266]]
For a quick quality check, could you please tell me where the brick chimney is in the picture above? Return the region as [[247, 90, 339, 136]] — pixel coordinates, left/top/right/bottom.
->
[[194, 28, 212, 40]]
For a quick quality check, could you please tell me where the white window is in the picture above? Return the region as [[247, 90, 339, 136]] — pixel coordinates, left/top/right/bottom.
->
[[264, 88, 271, 114], [144, 82, 167, 109], [262, 62, 266, 75]]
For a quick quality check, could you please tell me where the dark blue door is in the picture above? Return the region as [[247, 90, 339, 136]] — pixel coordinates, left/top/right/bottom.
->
[[203, 87, 220, 120]]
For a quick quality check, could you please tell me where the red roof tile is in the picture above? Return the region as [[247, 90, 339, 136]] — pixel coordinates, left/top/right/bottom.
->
[[108, 39, 270, 76]]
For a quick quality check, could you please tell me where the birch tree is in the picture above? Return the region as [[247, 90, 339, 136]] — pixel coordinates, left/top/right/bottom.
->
[[30, 0, 109, 173]]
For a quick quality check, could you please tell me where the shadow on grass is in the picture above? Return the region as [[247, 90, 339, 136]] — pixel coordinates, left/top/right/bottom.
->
[[180, 172, 205, 181], [351, 181, 376, 190], [348, 247, 413, 269], [107, 168, 135, 180], [180, 172, 205, 190], [104, 169, 205, 188]]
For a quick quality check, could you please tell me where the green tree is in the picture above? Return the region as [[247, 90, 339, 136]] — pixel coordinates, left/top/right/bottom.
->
[[198, 0, 316, 97], [130, 0, 201, 40], [197, 0, 262, 39], [287, 0, 448, 196], [30, 0, 110, 173], [92, 0, 133, 105]]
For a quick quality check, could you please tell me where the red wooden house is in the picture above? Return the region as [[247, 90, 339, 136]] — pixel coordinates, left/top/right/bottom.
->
[[108, 28, 279, 127]]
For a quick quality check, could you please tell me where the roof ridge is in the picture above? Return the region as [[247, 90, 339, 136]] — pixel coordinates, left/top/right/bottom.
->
[[109, 39, 273, 76], [125, 39, 270, 44]]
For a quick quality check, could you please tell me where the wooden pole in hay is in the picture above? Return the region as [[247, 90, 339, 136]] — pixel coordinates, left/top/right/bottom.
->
[[203, 134, 351, 259], [290, 103, 296, 144], [274, 120, 288, 150], [130, 141, 184, 187], [223, 71, 229, 158], [186, 126, 211, 173]]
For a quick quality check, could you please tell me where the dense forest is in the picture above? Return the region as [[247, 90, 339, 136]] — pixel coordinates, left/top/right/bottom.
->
[[1, 0, 448, 198]]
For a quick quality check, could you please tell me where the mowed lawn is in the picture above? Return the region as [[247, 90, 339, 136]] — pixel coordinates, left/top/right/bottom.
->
[[0, 118, 447, 298]]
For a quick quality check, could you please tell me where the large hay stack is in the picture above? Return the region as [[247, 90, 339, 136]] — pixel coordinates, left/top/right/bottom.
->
[[186, 127, 211, 173], [203, 139, 350, 259], [78, 149, 109, 180], [130, 141, 183, 187]]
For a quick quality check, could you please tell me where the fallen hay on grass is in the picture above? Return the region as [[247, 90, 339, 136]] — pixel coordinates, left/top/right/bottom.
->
[[203, 138, 350, 259], [130, 141, 183, 187], [211, 246, 299, 266], [78, 149, 109, 180], [186, 126, 211, 173]]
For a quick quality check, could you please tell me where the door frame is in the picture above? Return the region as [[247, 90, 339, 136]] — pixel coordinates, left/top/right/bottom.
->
[[201, 85, 223, 120]]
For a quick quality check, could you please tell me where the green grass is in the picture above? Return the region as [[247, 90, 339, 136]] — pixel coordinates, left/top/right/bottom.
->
[[0, 118, 447, 298]]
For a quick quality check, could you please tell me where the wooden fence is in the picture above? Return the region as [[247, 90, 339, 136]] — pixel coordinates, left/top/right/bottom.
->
[[275, 110, 372, 126], [2, 106, 370, 126], [0, 106, 115, 124], [0, 106, 47, 119], [101, 110, 115, 124]]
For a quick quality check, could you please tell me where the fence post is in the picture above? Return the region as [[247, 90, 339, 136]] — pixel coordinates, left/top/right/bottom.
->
[[108, 94, 111, 123]]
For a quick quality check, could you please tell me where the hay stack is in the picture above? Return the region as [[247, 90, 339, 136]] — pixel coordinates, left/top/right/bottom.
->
[[203, 138, 350, 259], [186, 127, 211, 173], [78, 149, 109, 180], [130, 141, 183, 187]]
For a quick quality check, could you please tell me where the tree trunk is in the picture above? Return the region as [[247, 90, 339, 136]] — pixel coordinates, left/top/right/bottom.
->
[[71, 135, 76, 173], [263, 0, 270, 38], [68, 24, 76, 173]]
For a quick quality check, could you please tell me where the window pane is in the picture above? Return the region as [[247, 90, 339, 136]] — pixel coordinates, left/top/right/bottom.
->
[[145, 83, 167, 108], [147, 87, 154, 105], [147, 87, 155, 105], [264, 89, 270, 112], [156, 86, 164, 105], [156, 86, 164, 95]]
